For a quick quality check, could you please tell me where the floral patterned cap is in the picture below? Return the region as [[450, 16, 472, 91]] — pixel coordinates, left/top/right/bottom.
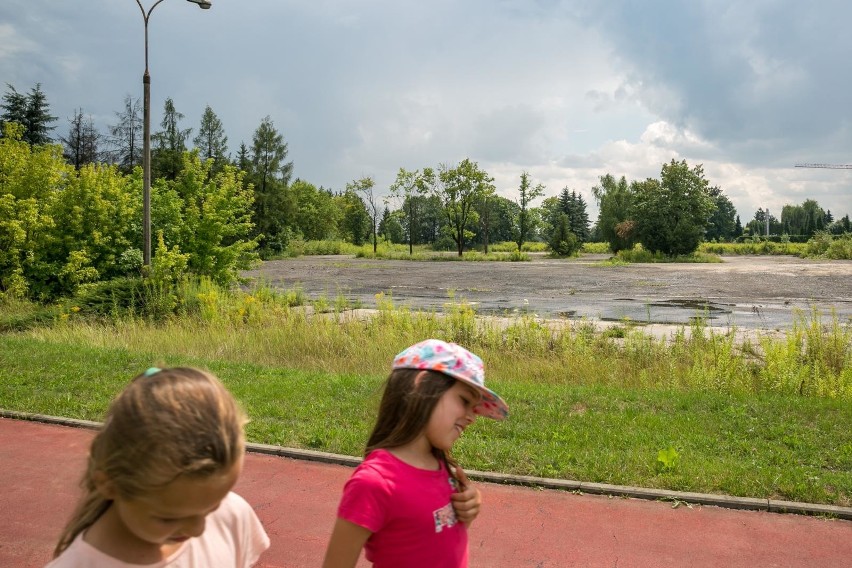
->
[[392, 339, 509, 420]]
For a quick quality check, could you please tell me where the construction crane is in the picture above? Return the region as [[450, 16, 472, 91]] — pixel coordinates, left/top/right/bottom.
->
[[795, 163, 852, 169]]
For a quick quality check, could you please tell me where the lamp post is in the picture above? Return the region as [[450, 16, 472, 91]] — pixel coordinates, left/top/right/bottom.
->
[[134, 0, 211, 268]]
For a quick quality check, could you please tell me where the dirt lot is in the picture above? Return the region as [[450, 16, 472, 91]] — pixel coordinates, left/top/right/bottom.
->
[[243, 254, 852, 330]]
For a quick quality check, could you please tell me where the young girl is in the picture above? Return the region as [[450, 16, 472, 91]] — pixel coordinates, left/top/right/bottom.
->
[[323, 339, 509, 568], [48, 367, 270, 567]]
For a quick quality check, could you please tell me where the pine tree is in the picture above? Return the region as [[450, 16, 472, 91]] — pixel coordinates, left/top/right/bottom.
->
[[152, 98, 192, 181], [193, 104, 228, 173], [553, 187, 590, 243], [247, 116, 294, 252], [1, 84, 28, 134], [1, 83, 57, 145], [23, 84, 57, 145]]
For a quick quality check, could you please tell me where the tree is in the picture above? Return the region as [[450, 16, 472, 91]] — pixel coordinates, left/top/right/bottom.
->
[[337, 189, 370, 245], [1, 83, 57, 145], [592, 174, 635, 253], [379, 208, 405, 244], [548, 213, 580, 257], [476, 194, 496, 253], [247, 116, 294, 252], [555, 188, 591, 243], [348, 176, 380, 253], [0, 85, 27, 134], [512, 172, 545, 251], [746, 208, 780, 237], [60, 108, 102, 169], [388, 167, 434, 254], [107, 95, 143, 174], [193, 105, 229, 174], [705, 188, 737, 242], [235, 142, 250, 171], [289, 180, 340, 240], [734, 215, 743, 239], [632, 160, 716, 256], [435, 159, 495, 256], [476, 195, 517, 248], [154, 152, 259, 284], [152, 98, 192, 181], [0, 122, 136, 299]]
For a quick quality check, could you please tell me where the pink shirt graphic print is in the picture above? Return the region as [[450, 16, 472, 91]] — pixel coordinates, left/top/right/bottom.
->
[[337, 449, 468, 568]]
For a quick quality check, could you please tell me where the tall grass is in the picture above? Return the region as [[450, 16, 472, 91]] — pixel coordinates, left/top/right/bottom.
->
[[616, 246, 723, 263], [488, 241, 550, 253], [699, 241, 809, 256], [17, 284, 851, 401]]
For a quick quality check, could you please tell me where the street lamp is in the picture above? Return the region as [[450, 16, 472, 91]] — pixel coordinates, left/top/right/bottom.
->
[[134, 0, 211, 268]]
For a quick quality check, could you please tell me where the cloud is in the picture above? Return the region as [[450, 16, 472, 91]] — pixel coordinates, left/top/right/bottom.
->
[[1, 0, 849, 222]]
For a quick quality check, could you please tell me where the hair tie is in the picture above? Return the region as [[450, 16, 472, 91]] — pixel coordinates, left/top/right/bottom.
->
[[144, 367, 162, 377]]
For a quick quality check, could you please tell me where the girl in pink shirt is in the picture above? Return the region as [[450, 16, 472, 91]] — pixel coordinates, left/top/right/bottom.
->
[[323, 339, 509, 568], [47, 367, 269, 568]]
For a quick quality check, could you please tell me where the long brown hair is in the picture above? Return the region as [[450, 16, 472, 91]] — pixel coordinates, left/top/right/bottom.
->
[[365, 368, 463, 482], [54, 367, 246, 557]]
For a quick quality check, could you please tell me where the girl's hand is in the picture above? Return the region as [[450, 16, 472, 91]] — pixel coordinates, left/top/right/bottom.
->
[[450, 466, 482, 526]]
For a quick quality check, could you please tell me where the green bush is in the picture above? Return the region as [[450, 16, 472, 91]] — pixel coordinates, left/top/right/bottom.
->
[[807, 232, 852, 260]]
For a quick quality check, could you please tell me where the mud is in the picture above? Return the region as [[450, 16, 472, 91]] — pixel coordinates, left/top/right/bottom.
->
[[243, 254, 852, 330]]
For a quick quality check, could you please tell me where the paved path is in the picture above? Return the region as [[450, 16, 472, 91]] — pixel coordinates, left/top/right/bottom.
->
[[2, 418, 850, 567]]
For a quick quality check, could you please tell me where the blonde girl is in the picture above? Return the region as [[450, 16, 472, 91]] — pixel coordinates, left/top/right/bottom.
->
[[323, 339, 509, 568], [48, 367, 269, 567]]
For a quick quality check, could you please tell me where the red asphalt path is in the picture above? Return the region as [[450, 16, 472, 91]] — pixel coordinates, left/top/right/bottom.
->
[[1, 418, 850, 568]]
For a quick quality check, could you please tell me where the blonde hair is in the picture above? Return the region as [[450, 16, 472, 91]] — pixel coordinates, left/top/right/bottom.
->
[[54, 367, 247, 557]]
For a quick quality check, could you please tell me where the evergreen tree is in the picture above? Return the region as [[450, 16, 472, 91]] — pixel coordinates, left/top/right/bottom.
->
[[60, 108, 101, 169], [152, 98, 192, 181], [0, 84, 27, 128], [247, 116, 294, 252], [107, 95, 143, 173], [734, 215, 743, 239], [235, 142, 250, 172], [1, 83, 57, 145], [193, 104, 228, 174], [552, 188, 590, 243], [548, 213, 579, 257], [23, 84, 57, 145]]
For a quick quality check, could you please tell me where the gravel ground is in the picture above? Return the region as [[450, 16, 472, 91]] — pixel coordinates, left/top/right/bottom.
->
[[243, 254, 852, 331]]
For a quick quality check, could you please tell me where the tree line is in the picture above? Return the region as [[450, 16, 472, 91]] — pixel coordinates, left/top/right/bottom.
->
[[2, 82, 850, 300]]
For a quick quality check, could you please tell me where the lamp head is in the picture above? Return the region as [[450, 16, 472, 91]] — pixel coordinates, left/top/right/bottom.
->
[[186, 0, 212, 9]]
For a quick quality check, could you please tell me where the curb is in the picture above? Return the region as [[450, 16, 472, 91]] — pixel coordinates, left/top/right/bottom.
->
[[3, 409, 851, 521]]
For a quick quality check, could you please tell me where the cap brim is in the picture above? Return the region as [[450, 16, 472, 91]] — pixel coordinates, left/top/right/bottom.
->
[[470, 384, 509, 421]]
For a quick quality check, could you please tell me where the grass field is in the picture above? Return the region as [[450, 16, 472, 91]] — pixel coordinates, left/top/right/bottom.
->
[[1, 291, 849, 507]]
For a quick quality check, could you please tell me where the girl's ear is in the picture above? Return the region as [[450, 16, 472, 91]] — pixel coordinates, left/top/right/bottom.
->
[[93, 470, 118, 500]]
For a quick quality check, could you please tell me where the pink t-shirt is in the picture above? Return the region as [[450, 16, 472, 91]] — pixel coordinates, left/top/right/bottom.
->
[[337, 449, 468, 568], [46, 492, 270, 568]]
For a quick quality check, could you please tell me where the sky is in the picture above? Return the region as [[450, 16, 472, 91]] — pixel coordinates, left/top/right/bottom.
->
[[2, 0, 851, 222]]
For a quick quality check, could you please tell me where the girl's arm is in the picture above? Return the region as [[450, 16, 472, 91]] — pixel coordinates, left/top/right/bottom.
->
[[322, 518, 372, 568]]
